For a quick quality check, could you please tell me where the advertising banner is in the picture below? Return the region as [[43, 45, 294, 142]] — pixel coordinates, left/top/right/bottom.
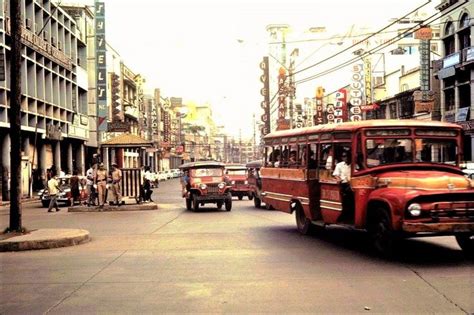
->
[[260, 57, 270, 135]]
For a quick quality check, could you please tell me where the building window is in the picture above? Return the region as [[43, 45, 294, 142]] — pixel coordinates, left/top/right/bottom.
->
[[389, 102, 398, 119], [458, 13, 471, 50], [444, 88, 455, 111], [443, 21, 455, 55]]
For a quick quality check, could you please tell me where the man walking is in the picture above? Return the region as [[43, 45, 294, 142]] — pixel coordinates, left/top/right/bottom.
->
[[47, 172, 61, 212], [111, 162, 122, 206]]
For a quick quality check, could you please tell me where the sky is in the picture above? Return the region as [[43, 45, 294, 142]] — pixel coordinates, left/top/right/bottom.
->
[[78, 0, 431, 137]]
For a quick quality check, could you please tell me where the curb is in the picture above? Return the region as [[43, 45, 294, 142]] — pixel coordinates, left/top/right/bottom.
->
[[0, 198, 40, 207], [68, 203, 158, 212], [0, 228, 90, 252]]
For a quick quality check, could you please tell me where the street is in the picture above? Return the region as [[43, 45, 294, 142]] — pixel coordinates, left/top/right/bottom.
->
[[1, 179, 472, 314]]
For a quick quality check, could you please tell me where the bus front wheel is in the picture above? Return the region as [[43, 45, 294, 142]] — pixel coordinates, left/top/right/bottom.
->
[[368, 208, 397, 257], [455, 234, 473, 257]]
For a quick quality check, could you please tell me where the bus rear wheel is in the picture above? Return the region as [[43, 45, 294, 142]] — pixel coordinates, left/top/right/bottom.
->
[[295, 204, 313, 235], [253, 196, 261, 208]]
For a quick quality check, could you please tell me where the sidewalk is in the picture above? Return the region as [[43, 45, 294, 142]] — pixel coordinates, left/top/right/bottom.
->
[[0, 197, 39, 207], [0, 228, 90, 252]]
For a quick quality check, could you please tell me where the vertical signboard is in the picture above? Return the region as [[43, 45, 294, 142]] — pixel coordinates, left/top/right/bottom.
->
[[415, 27, 433, 113], [349, 64, 363, 121], [259, 57, 270, 135], [277, 67, 289, 130], [334, 88, 347, 123], [364, 58, 372, 106], [313, 86, 324, 125], [95, 1, 107, 131], [163, 110, 171, 144]]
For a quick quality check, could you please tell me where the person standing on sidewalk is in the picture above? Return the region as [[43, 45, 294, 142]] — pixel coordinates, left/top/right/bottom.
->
[[86, 165, 96, 206], [110, 162, 122, 206], [47, 172, 61, 212], [95, 163, 108, 209]]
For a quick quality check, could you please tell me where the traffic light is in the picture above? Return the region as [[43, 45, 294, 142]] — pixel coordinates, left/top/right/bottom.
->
[[110, 73, 121, 121]]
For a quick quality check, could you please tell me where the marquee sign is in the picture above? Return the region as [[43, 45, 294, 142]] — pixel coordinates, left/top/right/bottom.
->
[[95, 1, 108, 132]]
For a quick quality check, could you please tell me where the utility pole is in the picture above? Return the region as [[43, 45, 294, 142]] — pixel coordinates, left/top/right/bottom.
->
[[239, 129, 242, 163], [252, 114, 256, 160], [9, 0, 23, 231]]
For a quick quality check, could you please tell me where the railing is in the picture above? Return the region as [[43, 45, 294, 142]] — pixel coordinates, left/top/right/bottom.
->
[[121, 168, 142, 199]]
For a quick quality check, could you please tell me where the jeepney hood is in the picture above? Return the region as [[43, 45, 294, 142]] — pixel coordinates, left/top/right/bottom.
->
[[191, 176, 225, 185], [226, 174, 247, 181], [375, 170, 473, 191]]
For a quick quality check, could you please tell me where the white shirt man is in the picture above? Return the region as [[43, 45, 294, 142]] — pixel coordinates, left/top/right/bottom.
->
[[332, 153, 351, 183]]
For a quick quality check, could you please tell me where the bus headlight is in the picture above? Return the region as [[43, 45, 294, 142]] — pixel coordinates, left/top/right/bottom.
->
[[231, 181, 235, 185], [244, 180, 248, 185], [407, 203, 421, 216], [199, 184, 207, 190], [218, 182, 225, 189]]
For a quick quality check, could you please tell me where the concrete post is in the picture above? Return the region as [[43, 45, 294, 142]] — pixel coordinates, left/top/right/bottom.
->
[[76, 143, 85, 175], [67, 143, 73, 174], [54, 141, 61, 174]]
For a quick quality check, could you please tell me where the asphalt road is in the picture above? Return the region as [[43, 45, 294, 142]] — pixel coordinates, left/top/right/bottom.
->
[[1, 178, 472, 314]]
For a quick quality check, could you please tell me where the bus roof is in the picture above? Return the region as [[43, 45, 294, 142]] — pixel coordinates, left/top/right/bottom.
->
[[263, 119, 462, 140], [225, 163, 246, 170], [179, 161, 225, 169]]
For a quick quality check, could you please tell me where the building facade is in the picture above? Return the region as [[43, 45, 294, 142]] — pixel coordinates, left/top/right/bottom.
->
[[0, 0, 89, 200]]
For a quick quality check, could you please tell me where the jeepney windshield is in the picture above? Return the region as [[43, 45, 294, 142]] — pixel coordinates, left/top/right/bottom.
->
[[226, 169, 246, 175], [364, 129, 458, 168], [191, 168, 224, 177]]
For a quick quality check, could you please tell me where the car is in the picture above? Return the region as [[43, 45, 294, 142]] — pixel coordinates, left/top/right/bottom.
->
[[165, 170, 173, 179], [179, 161, 232, 211], [39, 175, 88, 207], [171, 168, 180, 178], [461, 162, 474, 179], [225, 163, 252, 200], [157, 171, 168, 181]]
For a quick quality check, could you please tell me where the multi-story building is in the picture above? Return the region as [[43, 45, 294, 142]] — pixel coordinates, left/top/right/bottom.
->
[[435, 0, 473, 161], [0, 0, 89, 199]]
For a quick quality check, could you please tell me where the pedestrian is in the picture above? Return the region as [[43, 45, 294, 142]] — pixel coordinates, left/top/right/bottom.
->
[[143, 166, 153, 202], [86, 164, 96, 206], [110, 162, 122, 206], [95, 163, 108, 209], [333, 150, 354, 222], [70, 170, 80, 205], [47, 171, 61, 212], [181, 169, 191, 197]]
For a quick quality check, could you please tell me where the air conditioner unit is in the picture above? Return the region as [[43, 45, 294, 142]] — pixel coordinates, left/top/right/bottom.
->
[[25, 18, 32, 30]]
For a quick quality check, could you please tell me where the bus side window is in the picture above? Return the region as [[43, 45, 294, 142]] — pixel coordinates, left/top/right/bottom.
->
[[320, 144, 333, 170]]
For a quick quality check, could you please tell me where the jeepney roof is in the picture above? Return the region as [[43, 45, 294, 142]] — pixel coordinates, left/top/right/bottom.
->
[[263, 119, 462, 140], [245, 160, 263, 168], [179, 161, 225, 169], [225, 163, 246, 170]]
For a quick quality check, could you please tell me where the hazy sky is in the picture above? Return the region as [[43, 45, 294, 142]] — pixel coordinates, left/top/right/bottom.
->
[[79, 0, 430, 137]]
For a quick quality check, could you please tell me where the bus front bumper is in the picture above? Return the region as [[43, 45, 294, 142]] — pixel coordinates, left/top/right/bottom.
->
[[402, 222, 474, 233]]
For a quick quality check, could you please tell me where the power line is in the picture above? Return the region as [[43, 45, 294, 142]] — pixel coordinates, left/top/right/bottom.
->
[[292, 0, 432, 77], [294, 4, 458, 86]]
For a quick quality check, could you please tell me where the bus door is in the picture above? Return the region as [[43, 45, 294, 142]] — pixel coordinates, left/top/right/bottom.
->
[[318, 143, 352, 224]]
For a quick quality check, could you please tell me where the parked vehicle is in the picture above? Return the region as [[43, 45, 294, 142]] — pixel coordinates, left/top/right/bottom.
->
[[179, 161, 232, 211], [261, 119, 474, 257], [246, 160, 264, 208], [225, 163, 252, 200], [171, 168, 181, 178], [158, 171, 168, 181], [39, 175, 88, 207]]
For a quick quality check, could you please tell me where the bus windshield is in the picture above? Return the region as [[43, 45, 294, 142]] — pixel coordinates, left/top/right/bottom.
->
[[365, 137, 458, 167], [226, 169, 246, 175]]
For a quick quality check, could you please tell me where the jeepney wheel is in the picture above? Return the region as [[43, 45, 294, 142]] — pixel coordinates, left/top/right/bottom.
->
[[185, 198, 192, 210], [192, 194, 200, 211], [225, 194, 232, 211], [238, 195, 243, 200], [295, 203, 313, 235], [455, 234, 474, 257], [217, 201, 223, 210], [368, 208, 397, 257], [253, 196, 261, 208], [248, 194, 253, 200]]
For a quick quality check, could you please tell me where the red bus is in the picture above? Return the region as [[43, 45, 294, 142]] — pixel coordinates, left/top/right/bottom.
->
[[261, 119, 474, 256]]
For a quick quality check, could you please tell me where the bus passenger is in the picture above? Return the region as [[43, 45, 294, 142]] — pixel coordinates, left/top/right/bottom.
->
[[333, 151, 354, 222]]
